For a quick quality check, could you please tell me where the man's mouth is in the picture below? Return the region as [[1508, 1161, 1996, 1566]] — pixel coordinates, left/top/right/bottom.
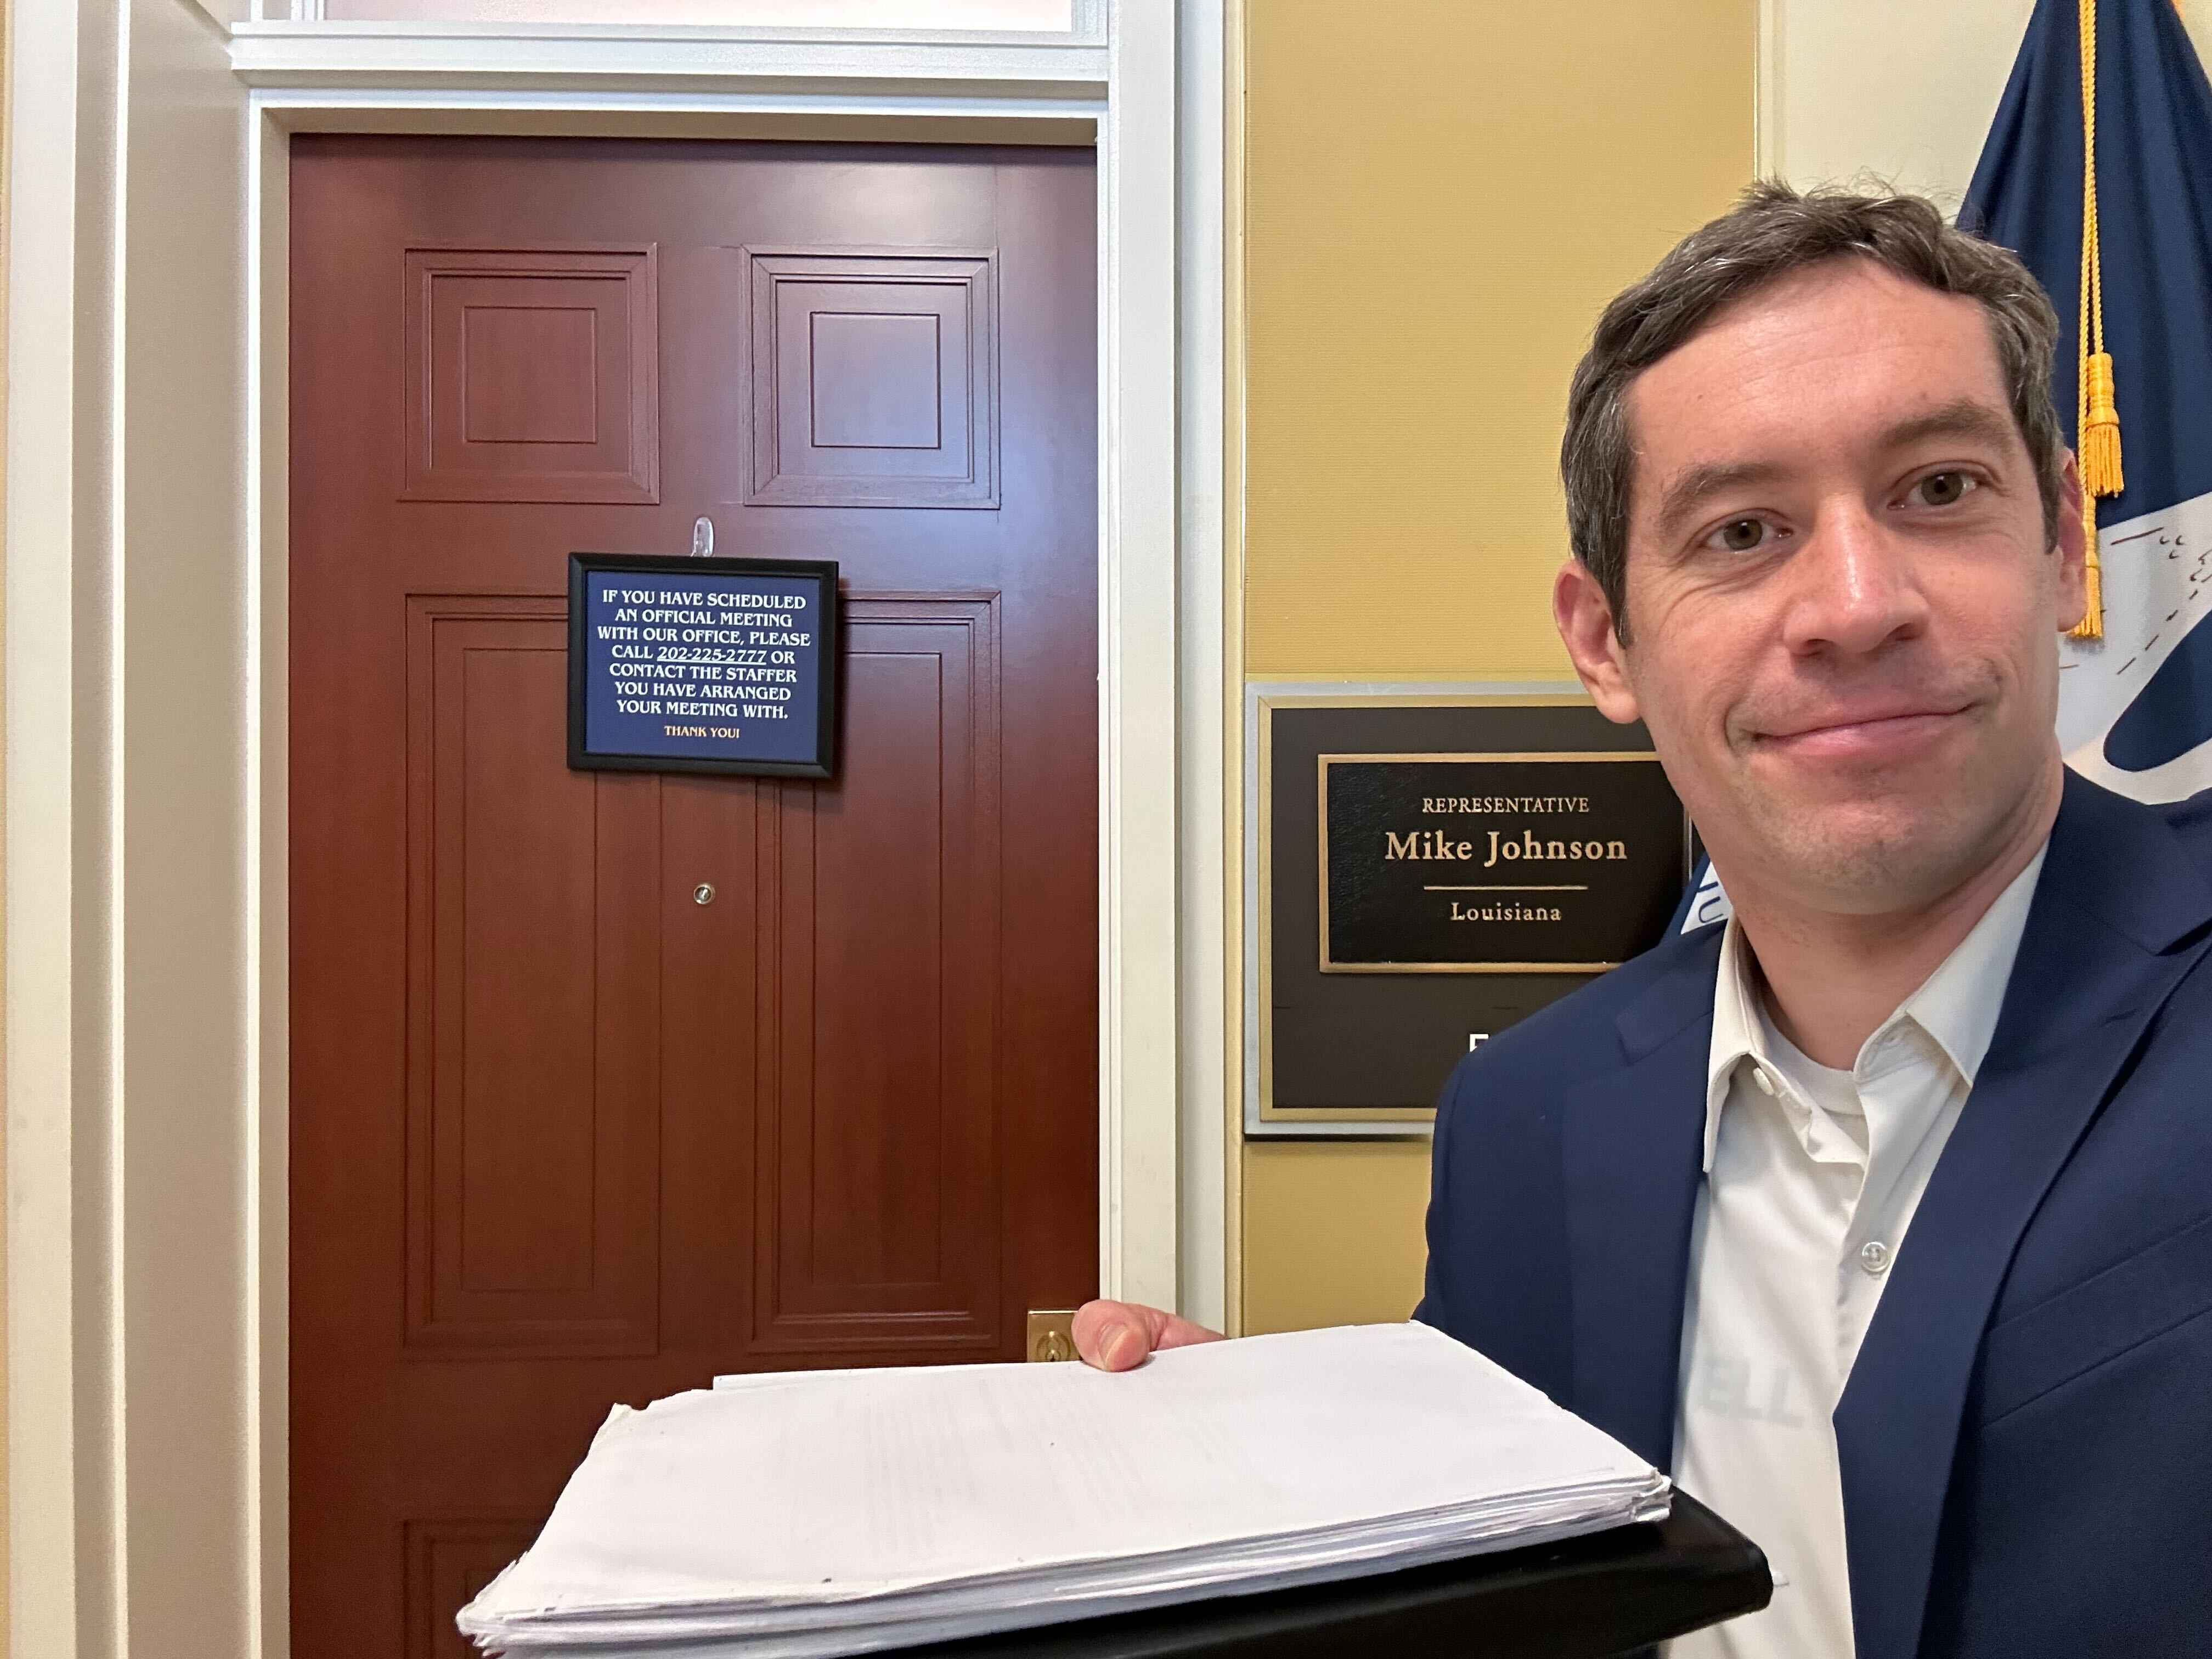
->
[[1752, 701, 1975, 761]]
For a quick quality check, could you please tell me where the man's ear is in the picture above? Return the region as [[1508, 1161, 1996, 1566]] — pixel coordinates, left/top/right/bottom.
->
[[1553, 558, 1641, 725], [2052, 450, 2089, 633]]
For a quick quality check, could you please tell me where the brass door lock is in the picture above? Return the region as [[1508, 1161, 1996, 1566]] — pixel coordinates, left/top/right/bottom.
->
[[1026, 1309, 1078, 1363]]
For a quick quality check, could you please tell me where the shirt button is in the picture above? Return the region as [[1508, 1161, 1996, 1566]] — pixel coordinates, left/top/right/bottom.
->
[[1859, 1240, 1892, 1276]]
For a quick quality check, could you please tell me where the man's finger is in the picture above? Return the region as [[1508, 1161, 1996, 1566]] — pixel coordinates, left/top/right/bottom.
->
[[1071, 1299, 1147, 1370], [1102, 1321, 1149, 1370], [1150, 1312, 1224, 1352], [1071, 1299, 1224, 1370]]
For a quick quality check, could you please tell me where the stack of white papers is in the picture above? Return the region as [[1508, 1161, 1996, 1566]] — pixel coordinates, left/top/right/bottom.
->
[[458, 1322, 1669, 1657]]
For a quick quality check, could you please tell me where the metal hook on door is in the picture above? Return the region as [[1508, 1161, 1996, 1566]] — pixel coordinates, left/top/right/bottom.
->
[[690, 516, 715, 558]]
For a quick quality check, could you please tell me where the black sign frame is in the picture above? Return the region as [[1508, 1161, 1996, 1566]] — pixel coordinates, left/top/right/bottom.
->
[[567, 551, 839, 780], [1251, 690, 1694, 1135]]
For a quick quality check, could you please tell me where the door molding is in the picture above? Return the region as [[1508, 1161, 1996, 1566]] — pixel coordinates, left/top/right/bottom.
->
[[4, 4, 1226, 1655]]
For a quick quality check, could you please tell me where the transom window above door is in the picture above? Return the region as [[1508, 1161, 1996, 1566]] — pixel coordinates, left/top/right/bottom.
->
[[253, 0, 1079, 26]]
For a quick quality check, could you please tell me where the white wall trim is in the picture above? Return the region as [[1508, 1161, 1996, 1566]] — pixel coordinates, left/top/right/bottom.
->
[[227, 16, 1107, 92], [1092, 0, 1178, 1309], [1754, 0, 1782, 178], [245, 98, 293, 1659], [1172, 0, 1228, 1332], [7, 7, 1223, 1654], [254, 0, 1099, 29]]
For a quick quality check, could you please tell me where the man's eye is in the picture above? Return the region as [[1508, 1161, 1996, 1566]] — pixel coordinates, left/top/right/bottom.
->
[[1911, 471, 1979, 507], [1702, 517, 1772, 554]]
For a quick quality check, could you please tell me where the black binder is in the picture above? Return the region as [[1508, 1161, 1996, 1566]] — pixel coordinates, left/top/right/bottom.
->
[[909, 1493, 1770, 1658]]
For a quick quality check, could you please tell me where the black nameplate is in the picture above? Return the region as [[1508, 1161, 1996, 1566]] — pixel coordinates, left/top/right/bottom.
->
[[1320, 753, 1687, 973], [1257, 696, 1691, 1128], [567, 552, 838, 778]]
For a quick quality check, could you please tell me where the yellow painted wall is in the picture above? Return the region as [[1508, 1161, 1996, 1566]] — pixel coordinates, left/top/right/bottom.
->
[[1243, 0, 1757, 681], [1238, 0, 1755, 1330], [1241, 1141, 1431, 1334]]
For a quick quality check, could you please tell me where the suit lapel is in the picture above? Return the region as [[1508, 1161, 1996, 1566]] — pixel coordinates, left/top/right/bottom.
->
[[1562, 930, 1720, 1471], [1836, 775, 2212, 1659]]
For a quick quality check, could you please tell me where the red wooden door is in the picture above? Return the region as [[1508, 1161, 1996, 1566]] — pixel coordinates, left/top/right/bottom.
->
[[288, 136, 1098, 1659]]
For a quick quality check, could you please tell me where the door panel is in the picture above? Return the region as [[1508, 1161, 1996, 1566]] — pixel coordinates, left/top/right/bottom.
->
[[404, 600, 664, 1359], [400, 244, 660, 504], [291, 136, 1097, 1659], [405, 1519, 538, 1659], [746, 249, 998, 507], [754, 601, 1002, 1351]]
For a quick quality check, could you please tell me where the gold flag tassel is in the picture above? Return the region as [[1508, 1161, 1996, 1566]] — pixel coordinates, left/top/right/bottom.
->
[[2072, 0, 2123, 639], [2076, 488, 2105, 641], [2083, 348, 2124, 496]]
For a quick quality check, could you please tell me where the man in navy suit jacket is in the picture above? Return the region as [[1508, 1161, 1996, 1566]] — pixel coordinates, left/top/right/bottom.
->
[[1077, 183, 2212, 1658], [1409, 768, 2212, 1659]]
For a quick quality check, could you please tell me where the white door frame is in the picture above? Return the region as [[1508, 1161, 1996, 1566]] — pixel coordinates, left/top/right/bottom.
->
[[5, 5, 1225, 1654]]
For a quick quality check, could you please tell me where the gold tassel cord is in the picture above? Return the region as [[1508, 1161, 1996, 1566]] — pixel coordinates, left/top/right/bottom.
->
[[2077, 486, 2106, 641], [2072, 0, 2122, 639], [2082, 349, 2124, 495]]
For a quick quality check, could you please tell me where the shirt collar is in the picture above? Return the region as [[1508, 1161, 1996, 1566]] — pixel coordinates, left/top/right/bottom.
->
[[1701, 842, 2047, 1173], [1895, 844, 2046, 1085]]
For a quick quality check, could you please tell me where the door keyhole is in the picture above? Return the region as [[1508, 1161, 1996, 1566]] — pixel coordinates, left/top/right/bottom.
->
[[693, 882, 716, 906]]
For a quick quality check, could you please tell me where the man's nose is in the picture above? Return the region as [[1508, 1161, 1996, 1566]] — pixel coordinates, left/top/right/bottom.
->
[[1778, 501, 1931, 657]]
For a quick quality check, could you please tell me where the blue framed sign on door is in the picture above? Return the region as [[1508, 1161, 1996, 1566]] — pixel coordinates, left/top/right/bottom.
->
[[567, 551, 839, 778]]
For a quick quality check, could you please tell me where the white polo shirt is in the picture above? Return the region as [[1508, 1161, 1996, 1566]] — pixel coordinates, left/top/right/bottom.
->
[[1664, 847, 2046, 1659]]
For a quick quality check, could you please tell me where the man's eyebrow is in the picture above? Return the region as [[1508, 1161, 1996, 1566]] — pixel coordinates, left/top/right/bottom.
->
[[1651, 461, 1787, 540], [1647, 400, 2021, 541], [1875, 398, 2018, 455]]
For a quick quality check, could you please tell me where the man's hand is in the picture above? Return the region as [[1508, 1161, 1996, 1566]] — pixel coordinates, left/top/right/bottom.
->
[[1070, 1300, 1225, 1371]]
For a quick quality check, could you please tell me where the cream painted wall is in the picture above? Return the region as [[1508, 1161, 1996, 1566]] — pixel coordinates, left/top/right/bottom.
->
[[7, 2, 251, 1654], [1769, 0, 2212, 205], [114, 2, 254, 1647]]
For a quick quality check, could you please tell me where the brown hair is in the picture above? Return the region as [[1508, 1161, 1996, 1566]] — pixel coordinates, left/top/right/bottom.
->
[[1560, 180, 2066, 640]]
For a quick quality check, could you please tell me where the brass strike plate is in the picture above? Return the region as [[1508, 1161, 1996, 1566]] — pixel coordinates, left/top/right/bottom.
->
[[1026, 1309, 1078, 1363]]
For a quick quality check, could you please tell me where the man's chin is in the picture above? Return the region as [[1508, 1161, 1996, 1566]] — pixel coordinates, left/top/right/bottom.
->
[[1747, 800, 1986, 911]]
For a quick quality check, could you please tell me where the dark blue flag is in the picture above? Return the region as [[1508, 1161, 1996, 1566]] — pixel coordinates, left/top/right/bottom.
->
[[1965, 0, 2212, 800]]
